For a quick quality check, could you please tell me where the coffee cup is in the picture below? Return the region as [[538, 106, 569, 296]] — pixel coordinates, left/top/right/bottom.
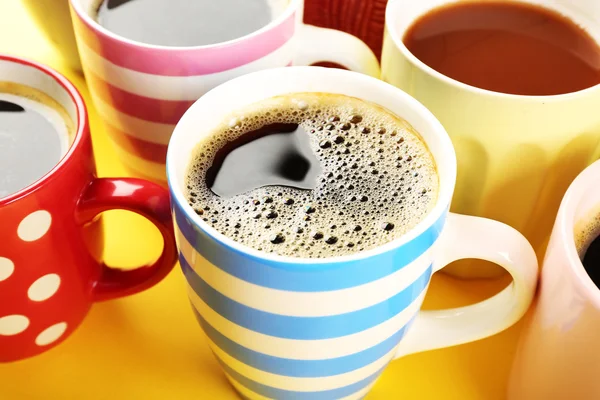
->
[[69, 0, 381, 187], [509, 159, 600, 399], [166, 66, 538, 399], [0, 55, 177, 362], [304, 0, 389, 58], [381, 0, 600, 277]]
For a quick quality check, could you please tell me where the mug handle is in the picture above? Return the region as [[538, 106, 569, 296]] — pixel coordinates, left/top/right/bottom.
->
[[394, 213, 538, 358], [75, 178, 178, 302], [294, 24, 381, 77]]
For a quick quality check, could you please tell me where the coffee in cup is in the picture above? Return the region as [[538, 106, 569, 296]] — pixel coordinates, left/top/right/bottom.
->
[[0, 82, 74, 198], [95, 0, 288, 46], [184, 92, 439, 257], [576, 209, 600, 287], [403, 1, 600, 96]]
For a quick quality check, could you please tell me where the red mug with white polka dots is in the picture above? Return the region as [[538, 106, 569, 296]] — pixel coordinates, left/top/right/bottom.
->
[[0, 55, 178, 362]]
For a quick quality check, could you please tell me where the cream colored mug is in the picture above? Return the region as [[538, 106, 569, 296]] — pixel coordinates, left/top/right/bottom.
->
[[381, 0, 600, 277]]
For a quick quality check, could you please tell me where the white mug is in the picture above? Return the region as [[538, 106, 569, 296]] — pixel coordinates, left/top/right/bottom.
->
[[166, 66, 539, 399]]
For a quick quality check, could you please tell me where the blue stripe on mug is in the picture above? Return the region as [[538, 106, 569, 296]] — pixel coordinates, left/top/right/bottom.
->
[[218, 359, 385, 399], [193, 309, 416, 377], [171, 196, 445, 292], [181, 255, 431, 340]]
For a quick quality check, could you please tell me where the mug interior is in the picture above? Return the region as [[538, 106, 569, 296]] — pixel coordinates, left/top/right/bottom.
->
[[167, 66, 457, 264], [71, 0, 299, 50], [385, 0, 600, 98], [0, 56, 85, 203], [560, 159, 600, 306]]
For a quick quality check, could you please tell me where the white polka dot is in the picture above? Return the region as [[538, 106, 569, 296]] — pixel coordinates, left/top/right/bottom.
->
[[18, 210, 52, 242], [0, 315, 30, 336], [28, 274, 61, 302], [0, 257, 14, 281], [35, 322, 67, 346]]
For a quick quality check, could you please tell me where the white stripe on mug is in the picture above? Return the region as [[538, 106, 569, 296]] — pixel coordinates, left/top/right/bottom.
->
[[177, 225, 431, 317], [187, 286, 425, 359]]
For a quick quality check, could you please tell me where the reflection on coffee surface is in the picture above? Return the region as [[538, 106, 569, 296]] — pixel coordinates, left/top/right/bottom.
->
[[403, 1, 600, 95], [576, 211, 600, 288], [185, 93, 439, 258], [0, 82, 74, 198], [95, 0, 277, 46]]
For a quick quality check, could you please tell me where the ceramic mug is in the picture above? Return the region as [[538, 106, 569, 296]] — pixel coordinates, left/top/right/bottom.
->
[[69, 0, 380, 187], [304, 0, 389, 58], [22, 0, 82, 71], [381, 0, 600, 277], [508, 159, 600, 399], [166, 66, 539, 399], [0, 55, 177, 362]]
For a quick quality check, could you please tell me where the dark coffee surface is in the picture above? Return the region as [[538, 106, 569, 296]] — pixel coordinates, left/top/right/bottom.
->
[[0, 82, 73, 199], [207, 123, 323, 198], [583, 235, 600, 288], [403, 1, 600, 95], [96, 0, 273, 47], [577, 211, 600, 289], [185, 93, 439, 258]]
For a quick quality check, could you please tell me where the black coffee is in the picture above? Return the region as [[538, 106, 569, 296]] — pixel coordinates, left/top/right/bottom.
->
[[576, 211, 600, 288], [0, 82, 73, 198], [207, 123, 323, 198], [96, 0, 277, 47], [185, 93, 439, 258]]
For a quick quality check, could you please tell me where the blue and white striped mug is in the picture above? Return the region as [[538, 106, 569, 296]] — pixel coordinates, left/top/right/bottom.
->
[[166, 67, 539, 400]]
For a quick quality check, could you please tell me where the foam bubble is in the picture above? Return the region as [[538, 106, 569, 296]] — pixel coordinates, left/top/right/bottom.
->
[[575, 210, 600, 259], [185, 93, 439, 258]]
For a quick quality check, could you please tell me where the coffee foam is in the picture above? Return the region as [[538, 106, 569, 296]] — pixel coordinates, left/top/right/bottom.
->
[[575, 208, 600, 259], [185, 93, 439, 258]]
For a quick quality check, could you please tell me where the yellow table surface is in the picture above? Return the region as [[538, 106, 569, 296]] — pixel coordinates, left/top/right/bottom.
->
[[0, 2, 521, 398]]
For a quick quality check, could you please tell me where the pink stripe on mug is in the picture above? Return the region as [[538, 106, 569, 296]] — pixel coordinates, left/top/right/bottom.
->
[[104, 124, 168, 164], [71, 6, 296, 76], [509, 159, 600, 399], [86, 71, 195, 125], [69, 0, 380, 184]]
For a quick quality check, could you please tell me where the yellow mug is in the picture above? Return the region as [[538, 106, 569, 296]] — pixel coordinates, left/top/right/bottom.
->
[[381, 0, 600, 277], [22, 0, 81, 71]]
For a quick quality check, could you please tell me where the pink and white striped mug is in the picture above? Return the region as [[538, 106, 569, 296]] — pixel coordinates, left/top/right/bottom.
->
[[69, 0, 380, 185]]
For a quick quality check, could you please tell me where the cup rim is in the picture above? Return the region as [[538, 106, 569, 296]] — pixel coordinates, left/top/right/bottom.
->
[[0, 55, 88, 205], [384, 0, 600, 101], [557, 160, 600, 308], [167, 66, 456, 267], [70, 0, 301, 51]]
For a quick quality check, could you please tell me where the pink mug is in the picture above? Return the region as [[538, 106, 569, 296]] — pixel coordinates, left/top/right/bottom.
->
[[69, 0, 380, 186], [508, 159, 600, 399]]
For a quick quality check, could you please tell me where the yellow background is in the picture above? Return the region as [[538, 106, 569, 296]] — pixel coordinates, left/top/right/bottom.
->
[[0, 2, 519, 398]]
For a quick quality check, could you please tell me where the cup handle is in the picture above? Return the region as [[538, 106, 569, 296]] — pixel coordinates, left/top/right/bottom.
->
[[75, 178, 178, 302], [394, 213, 538, 359], [294, 24, 381, 77]]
